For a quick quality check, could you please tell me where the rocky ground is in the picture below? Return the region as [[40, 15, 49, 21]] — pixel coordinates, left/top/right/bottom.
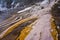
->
[[0, 0, 57, 40]]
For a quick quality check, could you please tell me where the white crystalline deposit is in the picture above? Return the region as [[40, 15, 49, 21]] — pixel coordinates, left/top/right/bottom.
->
[[25, 1, 55, 40], [25, 12, 53, 40]]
